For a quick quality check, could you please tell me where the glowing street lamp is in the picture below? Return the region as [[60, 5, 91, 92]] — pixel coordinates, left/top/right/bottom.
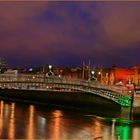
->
[[45, 65, 54, 77], [91, 71, 95, 75], [98, 71, 101, 75], [89, 70, 97, 81], [48, 65, 52, 72], [49, 65, 52, 70], [98, 71, 102, 83]]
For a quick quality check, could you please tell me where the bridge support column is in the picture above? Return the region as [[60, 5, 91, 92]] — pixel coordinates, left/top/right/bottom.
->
[[120, 92, 134, 120], [121, 106, 133, 120]]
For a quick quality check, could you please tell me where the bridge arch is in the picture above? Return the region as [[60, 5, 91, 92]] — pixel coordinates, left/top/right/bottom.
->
[[0, 74, 132, 107]]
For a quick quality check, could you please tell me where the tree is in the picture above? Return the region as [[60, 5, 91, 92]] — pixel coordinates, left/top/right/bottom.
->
[[0, 58, 7, 73]]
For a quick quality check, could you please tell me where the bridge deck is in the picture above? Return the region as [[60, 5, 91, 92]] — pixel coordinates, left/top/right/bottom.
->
[[0, 74, 132, 107]]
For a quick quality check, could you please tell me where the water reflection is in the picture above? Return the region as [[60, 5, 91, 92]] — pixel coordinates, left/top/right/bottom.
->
[[27, 105, 35, 139], [111, 119, 116, 140], [92, 119, 103, 139], [133, 127, 140, 139], [115, 124, 131, 140], [0, 101, 4, 136], [8, 103, 15, 139], [0, 100, 138, 139], [37, 115, 46, 137], [50, 110, 63, 140]]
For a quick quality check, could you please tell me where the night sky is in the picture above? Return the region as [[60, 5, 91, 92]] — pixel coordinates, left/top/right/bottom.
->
[[0, 1, 140, 68]]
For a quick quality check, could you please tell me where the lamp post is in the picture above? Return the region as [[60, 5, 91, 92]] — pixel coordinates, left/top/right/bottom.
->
[[89, 70, 97, 81], [98, 71, 102, 83], [46, 65, 54, 77], [91, 70, 95, 75], [130, 90, 134, 120], [48, 65, 52, 72], [88, 70, 94, 81]]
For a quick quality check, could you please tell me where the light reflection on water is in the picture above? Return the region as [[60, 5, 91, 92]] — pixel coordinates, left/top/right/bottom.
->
[[0, 101, 3, 136], [0, 100, 139, 139], [8, 102, 15, 139], [27, 105, 34, 139], [50, 110, 62, 140]]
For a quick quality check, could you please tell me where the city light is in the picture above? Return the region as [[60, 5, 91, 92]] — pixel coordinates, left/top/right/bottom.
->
[[98, 71, 101, 75], [49, 65, 52, 70], [91, 71, 95, 75]]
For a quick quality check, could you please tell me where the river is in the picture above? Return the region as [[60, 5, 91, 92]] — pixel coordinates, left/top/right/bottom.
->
[[0, 99, 140, 140]]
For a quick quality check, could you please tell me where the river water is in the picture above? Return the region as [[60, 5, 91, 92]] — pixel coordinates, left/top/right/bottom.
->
[[0, 99, 140, 140]]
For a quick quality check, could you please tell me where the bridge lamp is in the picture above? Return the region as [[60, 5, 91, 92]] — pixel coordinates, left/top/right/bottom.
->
[[89, 71, 95, 81], [48, 65, 52, 72], [98, 71, 101, 75], [98, 71, 102, 83], [91, 71, 95, 75]]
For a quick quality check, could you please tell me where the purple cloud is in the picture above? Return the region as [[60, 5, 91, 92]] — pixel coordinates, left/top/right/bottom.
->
[[0, 1, 139, 67]]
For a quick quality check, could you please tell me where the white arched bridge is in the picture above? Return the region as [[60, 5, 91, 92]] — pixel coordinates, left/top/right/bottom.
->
[[0, 74, 132, 107]]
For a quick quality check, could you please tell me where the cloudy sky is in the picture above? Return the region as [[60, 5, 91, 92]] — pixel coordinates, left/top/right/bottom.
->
[[0, 1, 140, 68]]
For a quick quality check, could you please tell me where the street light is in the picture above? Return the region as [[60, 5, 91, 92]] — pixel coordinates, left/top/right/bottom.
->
[[48, 65, 52, 72], [98, 71, 101, 75], [91, 70, 95, 75], [89, 70, 97, 81], [88, 71, 94, 81], [46, 65, 54, 77], [98, 71, 102, 83]]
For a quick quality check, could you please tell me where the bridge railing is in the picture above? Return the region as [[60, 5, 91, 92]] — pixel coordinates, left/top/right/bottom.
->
[[45, 76, 128, 95], [0, 73, 45, 82], [0, 73, 128, 95], [0, 73, 132, 106]]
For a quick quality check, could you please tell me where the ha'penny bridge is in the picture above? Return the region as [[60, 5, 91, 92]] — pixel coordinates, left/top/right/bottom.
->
[[0, 73, 132, 108]]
